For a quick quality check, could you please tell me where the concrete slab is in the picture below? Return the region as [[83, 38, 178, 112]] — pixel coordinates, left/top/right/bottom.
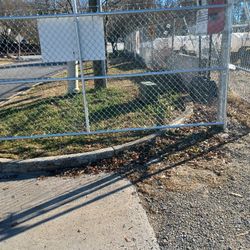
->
[[0, 173, 159, 250]]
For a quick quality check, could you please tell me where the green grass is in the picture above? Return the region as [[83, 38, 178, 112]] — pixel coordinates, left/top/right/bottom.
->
[[0, 132, 150, 160], [0, 83, 179, 160], [0, 56, 181, 160], [0, 83, 178, 136]]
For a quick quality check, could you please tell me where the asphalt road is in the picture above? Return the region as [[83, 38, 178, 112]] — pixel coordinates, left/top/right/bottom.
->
[[0, 60, 66, 101]]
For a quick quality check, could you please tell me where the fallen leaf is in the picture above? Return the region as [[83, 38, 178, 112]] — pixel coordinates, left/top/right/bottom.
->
[[229, 192, 243, 198]]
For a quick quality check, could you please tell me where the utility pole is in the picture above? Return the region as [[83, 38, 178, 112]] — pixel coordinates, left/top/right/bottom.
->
[[67, 0, 80, 94], [89, 0, 107, 90], [172, 19, 176, 51]]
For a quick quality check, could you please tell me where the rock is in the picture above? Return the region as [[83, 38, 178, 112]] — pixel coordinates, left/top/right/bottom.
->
[[138, 81, 158, 103]]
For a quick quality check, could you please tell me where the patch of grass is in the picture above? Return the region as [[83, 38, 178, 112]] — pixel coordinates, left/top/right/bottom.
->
[[0, 83, 179, 159], [1, 82, 177, 134], [0, 132, 149, 160], [0, 56, 181, 159]]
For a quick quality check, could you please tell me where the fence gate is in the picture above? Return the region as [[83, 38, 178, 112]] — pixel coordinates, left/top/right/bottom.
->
[[0, 0, 232, 141]]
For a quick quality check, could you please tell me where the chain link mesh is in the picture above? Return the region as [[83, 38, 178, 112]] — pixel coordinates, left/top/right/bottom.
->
[[0, 1, 230, 140], [229, 0, 250, 103]]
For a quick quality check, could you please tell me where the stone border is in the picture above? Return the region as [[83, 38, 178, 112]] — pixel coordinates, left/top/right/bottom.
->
[[0, 104, 193, 174]]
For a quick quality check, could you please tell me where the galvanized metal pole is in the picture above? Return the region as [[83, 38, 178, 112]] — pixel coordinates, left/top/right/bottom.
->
[[198, 0, 202, 74], [98, 0, 102, 11], [208, 34, 212, 79], [172, 18, 175, 51], [72, 0, 91, 132], [243, 0, 250, 25], [18, 40, 21, 59], [218, 0, 233, 130]]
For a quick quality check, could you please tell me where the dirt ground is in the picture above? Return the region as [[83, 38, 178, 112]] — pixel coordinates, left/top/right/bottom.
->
[[230, 70, 250, 104], [133, 94, 249, 249], [138, 120, 250, 249]]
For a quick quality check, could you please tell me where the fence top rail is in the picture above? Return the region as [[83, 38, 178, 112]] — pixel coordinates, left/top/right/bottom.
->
[[0, 4, 227, 21], [0, 122, 224, 141], [0, 66, 226, 86]]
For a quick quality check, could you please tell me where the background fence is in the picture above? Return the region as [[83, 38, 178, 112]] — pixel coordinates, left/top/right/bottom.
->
[[0, 0, 235, 140], [228, 0, 250, 103]]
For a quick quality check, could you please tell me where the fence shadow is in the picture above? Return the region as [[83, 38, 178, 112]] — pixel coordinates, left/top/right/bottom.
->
[[0, 127, 248, 242]]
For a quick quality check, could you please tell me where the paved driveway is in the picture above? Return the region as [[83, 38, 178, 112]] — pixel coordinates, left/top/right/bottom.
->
[[0, 60, 66, 101]]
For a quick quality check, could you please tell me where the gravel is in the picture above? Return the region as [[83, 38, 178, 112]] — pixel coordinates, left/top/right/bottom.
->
[[137, 110, 250, 249], [142, 147, 249, 249]]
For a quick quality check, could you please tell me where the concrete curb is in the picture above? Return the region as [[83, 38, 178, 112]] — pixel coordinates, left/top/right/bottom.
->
[[0, 103, 193, 174], [0, 147, 114, 174]]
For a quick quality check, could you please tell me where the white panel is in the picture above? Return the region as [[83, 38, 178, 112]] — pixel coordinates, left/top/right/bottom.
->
[[38, 16, 105, 63], [78, 16, 106, 61], [38, 17, 77, 62], [196, 9, 208, 35]]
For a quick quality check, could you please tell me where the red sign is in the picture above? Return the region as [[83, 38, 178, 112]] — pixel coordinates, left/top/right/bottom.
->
[[208, 0, 225, 34]]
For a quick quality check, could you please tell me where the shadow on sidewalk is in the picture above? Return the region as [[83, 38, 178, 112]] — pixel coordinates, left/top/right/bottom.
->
[[0, 127, 248, 242]]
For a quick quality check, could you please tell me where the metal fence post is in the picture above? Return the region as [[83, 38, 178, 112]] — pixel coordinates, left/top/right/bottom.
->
[[72, 0, 91, 132], [218, 0, 233, 130]]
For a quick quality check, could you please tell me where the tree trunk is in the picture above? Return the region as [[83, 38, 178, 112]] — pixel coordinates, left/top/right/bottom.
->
[[89, 0, 107, 90]]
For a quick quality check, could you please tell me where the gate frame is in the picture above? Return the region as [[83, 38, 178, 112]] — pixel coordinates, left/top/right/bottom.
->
[[0, 2, 233, 141]]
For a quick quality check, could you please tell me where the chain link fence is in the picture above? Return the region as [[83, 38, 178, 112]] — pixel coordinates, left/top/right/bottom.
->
[[0, 0, 231, 140], [229, 0, 250, 103]]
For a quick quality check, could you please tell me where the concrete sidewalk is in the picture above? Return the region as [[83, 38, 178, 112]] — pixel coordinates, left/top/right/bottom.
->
[[0, 173, 159, 250]]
